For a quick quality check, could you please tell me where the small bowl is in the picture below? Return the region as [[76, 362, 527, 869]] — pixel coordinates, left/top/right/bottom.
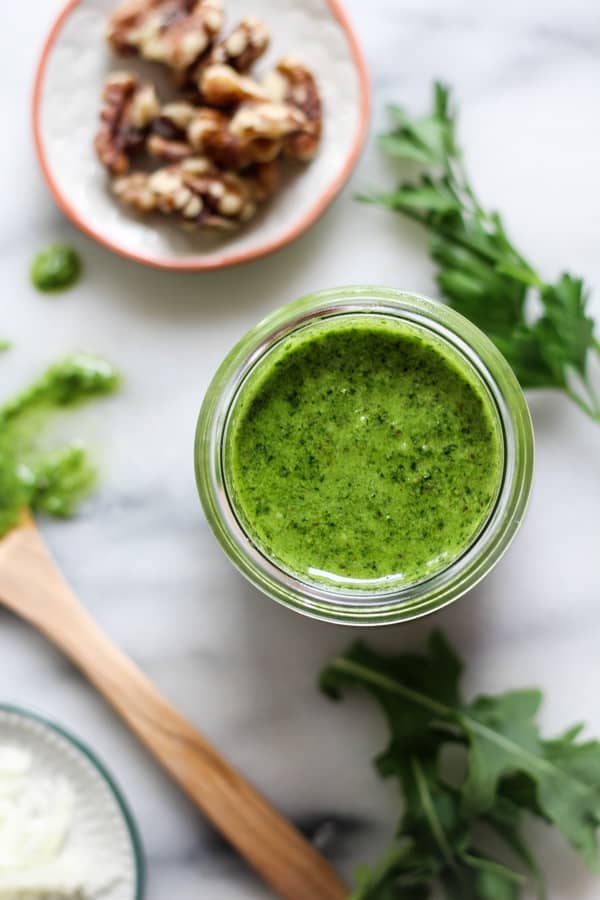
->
[[33, 0, 370, 270], [0, 704, 144, 900]]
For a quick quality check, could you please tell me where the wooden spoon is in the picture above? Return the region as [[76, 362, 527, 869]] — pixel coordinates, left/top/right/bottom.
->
[[0, 513, 348, 900]]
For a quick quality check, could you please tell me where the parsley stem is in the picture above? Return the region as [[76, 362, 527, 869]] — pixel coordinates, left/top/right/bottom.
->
[[563, 386, 598, 422]]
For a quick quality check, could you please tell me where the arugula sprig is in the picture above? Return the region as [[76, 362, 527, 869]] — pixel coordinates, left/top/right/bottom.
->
[[360, 82, 600, 422], [321, 631, 600, 900]]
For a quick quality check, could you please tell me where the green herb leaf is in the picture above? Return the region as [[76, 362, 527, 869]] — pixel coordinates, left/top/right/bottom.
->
[[536, 275, 595, 378], [321, 632, 462, 759], [460, 690, 544, 814], [483, 796, 545, 898], [362, 81, 600, 422], [321, 631, 600, 899], [536, 731, 600, 869], [351, 842, 436, 899]]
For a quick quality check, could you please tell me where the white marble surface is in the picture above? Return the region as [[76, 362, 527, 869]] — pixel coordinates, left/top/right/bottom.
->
[[3, 1, 600, 898]]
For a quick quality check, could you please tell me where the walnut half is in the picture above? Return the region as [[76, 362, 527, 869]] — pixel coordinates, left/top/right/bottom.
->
[[113, 157, 277, 230], [199, 18, 270, 74], [95, 72, 160, 175], [147, 101, 197, 162], [199, 64, 269, 107], [149, 100, 305, 171], [107, 0, 225, 71], [264, 58, 323, 161], [187, 106, 283, 169]]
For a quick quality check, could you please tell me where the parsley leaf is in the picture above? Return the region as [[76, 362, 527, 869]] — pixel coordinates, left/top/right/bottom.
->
[[321, 631, 600, 899], [360, 82, 600, 422]]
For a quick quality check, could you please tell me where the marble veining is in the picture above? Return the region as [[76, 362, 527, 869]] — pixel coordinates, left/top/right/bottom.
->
[[3, 1, 600, 898]]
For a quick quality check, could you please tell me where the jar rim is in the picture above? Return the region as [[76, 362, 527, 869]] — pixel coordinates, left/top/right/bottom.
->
[[195, 287, 534, 625]]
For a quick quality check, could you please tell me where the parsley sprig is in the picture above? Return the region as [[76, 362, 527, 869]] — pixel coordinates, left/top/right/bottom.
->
[[360, 83, 600, 422], [321, 632, 600, 900]]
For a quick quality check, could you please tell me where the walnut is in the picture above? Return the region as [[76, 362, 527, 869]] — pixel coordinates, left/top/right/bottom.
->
[[229, 101, 307, 142], [174, 18, 270, 94], [248, 160, 280, 201], [156, 101, 198, 130], [95, 72, 159, 174], [187, 108, 246, 167], [111, 171, 158, 211], [147, 101, 196, 162], [105, 0, 148, 53], [186, 107, 281, 169], [107, 0, 225, 71], [147, 133, 194, 162], [265, 57, 323, 161], [201, 18, 270, 73], [112, 157, 267, 229], [199, 64, 268, 106]]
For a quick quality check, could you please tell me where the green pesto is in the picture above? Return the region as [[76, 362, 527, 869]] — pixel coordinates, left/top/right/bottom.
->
[[31, 244, 82, 293], [0, 354, 120, 537], [225, 317, 504, 587]]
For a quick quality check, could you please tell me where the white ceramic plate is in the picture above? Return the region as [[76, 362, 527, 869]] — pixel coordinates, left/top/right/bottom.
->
[[33, 0, 369, 270], [0, 705, 143, 900]]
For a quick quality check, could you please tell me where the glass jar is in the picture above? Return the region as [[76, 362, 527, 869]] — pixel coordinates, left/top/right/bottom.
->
[[195, 287, 534, 625]]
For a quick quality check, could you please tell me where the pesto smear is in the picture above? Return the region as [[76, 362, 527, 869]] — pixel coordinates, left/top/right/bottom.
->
[[0, 353, 120, 537], [31, 244, 82, 293], [225, 317, 503, 587]]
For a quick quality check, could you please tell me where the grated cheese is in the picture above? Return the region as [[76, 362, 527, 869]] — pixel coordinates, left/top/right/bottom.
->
[[0, 746, 104, 899]]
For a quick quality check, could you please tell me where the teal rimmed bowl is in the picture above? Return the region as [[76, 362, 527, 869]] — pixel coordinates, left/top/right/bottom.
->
[[0, 703, 144, 900]]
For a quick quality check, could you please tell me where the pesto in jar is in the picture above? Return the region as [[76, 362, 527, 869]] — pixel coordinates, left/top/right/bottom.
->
[[225, 316, 504, 588]]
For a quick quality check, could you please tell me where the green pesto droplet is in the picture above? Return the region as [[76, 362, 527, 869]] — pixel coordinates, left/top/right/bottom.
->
[[31, 244, 82, 293]]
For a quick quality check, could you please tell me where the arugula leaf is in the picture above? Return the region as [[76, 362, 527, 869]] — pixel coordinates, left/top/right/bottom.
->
[[459, 856, 524, 900], [537, 730, 600, 869], [460, 690, 544, 814], [462, 694, 600, 869], [483, 797, 546, 899], [321, 631, 600, 899], [351, 842, 436, 900], [322, 632, 462, 760], [361, 82, 600, 422]]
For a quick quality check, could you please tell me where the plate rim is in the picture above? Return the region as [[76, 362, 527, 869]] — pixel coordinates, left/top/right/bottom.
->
[[32, 0, 371, 271], [0, 702, 145, 900]]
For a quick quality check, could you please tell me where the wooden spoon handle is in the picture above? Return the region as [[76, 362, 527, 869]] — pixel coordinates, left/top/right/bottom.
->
[[0, 520, 348, 900]]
